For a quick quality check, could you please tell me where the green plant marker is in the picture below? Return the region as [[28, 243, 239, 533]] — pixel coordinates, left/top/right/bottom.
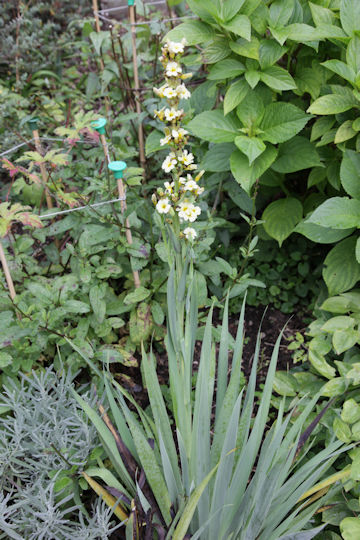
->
[[128, 0, 135, 6], [28, 117, 39, 131], [91, 117, 107, 135], [108, 160, 127, 179]]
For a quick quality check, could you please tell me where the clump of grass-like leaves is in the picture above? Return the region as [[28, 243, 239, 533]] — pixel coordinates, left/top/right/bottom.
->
[[74, 264, 347, 539]]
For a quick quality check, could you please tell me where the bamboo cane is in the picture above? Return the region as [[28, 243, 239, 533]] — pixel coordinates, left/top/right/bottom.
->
[[91, 118, 141, 288], [0, 241, 21, 320], [92, 0, 110, 115], [128, 0, 146, 171]]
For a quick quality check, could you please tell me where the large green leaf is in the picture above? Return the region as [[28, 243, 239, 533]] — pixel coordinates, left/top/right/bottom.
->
[[260, 66, 297, 91], [234, 135, 266, 165], [294, 221, 354, 244], [262, 198, 303, 246], [208, 59, 245, 80], [259, 39, 287, 69], [308, 93, 358, 114], [340, 0, 360, 36], [187, 110, 239, 143], [347, 36, 360, 73], [260, 103, 311, 144], [323, 236, 360, 295], [268, 0, 295, 28], [230, 146, 278, 193], [201, 143, 234, 172], [340, 150, 360, 199], [223, 14, 251, 41], [230, 36, 260, 59], [165, 20, 215, 45], [306, 197, 360, 229], [272, 137, 322, 173], [224, 79, 250, 115], [321, 60, 355, 84]]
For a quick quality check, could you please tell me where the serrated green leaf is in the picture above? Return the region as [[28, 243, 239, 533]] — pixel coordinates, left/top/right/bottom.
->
[[187, 110, 239, 143], [272, 136, 322, 173], [340, 150, 360, 199], [201, 143, 234, 172], [259, 39, 287, 69], [308, 93, 358, 115], [234, 136, 266, 165], [230, 36, 260, 60], [260, 66, 297, 91], [294, 221, 354, 244], [262, 197, 302, 246], [323, 236, 360, 295], [208, 59, 245, 80], [230, 146, 278, 194], [341, 399, 360, 424], [224, 79, 249, 115], [165, 20, 215, 45], [321, 60, 355, 84], [346, 36, 360, 73], [340, 0, 360, 36], [260, 103, 311, 144], [335, 120, 357, 144], [223, 14, 251, 41], [307, 197, 360, 229]]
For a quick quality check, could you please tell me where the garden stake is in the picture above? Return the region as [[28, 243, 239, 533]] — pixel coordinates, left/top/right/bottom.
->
[[0, 241, 21, 320], [28, 118, 53, 211], [108, 160, 141, 288], [128, 0, 146, 171], [91, 118, 111, 164], [92, 0, 110, 115]]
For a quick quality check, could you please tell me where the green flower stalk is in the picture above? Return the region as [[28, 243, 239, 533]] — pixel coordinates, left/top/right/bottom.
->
[[152, 39, 205, 244]]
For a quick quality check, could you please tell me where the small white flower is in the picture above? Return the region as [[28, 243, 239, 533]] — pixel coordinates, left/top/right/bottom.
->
[[160, 134, 171, 146], [172, 128, 188, 143], [178, 149, 194, 166], [186, 163, 198, 171], [184, 179, 198, 192], [163, 86, 178, 99], [166, 62, 182, 77], [164, 181, 174, 194], [162, 153, 177, 173], [177, 202, 201, 222], [168, 40, 185, 55], [176, 84, 191, 100], [156, 198, 171, 214], [187, 205, 201, 222], [164, 108, 178, 122], [183, 227, 197, 240]]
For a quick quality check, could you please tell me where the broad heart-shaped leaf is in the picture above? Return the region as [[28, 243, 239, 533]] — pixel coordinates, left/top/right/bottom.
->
[[308, 93, 358, 115], [230, 146, 278, 194], [260, 103, 311, 144], [321, 60, 356, 84], [208, 59, 245, 80], [260, 66, 297, 91], [200, 143, 235, 172], [222, 14, 251, 41], [187, 110, 239, 143], [234, 136, 266, 165], [306, 197, 360, 229], [224, 79, 249, 115], [340, 0, 360, 36], [323, 236, 360, 295], [164, 20, 215, 45], [294, 221, 354, 244], [145, 130, 162, 156], [340, 150, 360, 199], [262, 198, 303, 246], [271, 136, 322, 173], [341, 517, 360, 540]]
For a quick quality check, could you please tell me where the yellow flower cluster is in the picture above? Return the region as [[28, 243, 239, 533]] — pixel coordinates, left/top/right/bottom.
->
[[152, 39, 204, 241]]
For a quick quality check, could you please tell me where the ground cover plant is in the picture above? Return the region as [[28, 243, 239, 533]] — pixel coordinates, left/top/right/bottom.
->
[[1, 0, 360, 538]]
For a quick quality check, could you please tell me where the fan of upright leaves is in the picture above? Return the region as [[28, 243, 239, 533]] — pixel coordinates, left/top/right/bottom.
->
[[73, 263, 346, 539]]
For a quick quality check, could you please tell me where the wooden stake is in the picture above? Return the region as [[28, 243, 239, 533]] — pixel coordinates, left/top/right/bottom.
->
[[92, 0, 111, 115], [129, 2, 146, 171], [0, 240, 21, 320], [93, 121, 141, 289]]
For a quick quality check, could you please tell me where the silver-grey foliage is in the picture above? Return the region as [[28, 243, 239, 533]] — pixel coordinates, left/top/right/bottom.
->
[[0, 367, 120, 539]]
